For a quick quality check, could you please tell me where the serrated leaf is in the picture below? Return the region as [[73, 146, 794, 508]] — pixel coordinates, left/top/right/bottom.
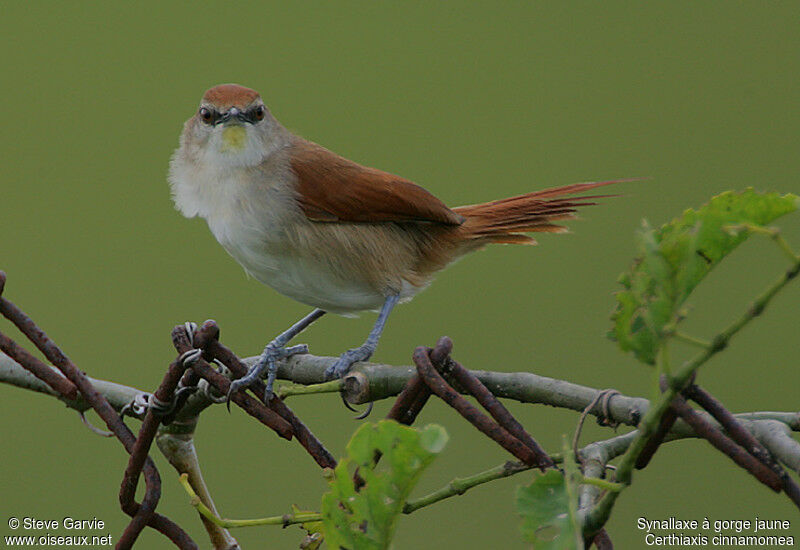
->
[[611, 189, 798, 364], [516, 468, 582, 550], [321, 420, 448, 550]]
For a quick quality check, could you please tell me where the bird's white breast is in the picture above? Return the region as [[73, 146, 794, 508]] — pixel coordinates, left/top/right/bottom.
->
[[169, 153, 402, 314]]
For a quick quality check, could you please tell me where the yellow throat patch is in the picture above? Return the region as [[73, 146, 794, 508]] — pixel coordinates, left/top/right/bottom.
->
[[221, 126, 247, 151]]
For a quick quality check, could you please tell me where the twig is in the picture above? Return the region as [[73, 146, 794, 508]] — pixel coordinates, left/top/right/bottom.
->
[[634, 405, 678, 470], [726, 223, 800, 263], [158, 433, 239, 550], [281, 356, 649, 428], [3, 350, 798, 438], [635, 371, 693, 470], [573, 389, 620, 461], [120, 347, 193, 546], [179, 474, 322, 528], [750, 420, 800, 474], [578, 431, 637, 515], [402, 461, 531, 514], [580, 476, 624, 492]]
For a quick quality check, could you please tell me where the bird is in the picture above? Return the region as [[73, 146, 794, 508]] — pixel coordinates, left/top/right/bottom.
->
[[168, 83, 620, 402]]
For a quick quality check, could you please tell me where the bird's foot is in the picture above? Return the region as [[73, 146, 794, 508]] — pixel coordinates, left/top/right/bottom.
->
[[324, 344, 374, 380], [227, 342, 309, 405]]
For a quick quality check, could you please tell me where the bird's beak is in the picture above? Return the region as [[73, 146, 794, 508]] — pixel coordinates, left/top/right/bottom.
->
[[218, 107, 245, 126]]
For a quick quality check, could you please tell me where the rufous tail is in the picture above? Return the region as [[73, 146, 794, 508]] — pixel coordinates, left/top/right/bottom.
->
[[453, 180, 625, 245]]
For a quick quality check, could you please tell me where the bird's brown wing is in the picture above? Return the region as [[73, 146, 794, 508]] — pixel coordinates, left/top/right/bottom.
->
[[289, 139, 464, 225]]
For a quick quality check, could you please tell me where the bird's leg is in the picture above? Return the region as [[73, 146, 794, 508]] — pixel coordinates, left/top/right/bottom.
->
[[228, 308, 326, 403], [325, 294, 400, 379]]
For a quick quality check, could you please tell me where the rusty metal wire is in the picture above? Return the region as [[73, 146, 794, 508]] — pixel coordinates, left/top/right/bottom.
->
[[0, 329, 78, 399], [434, 340, 553, 469], [191, 320, 337, 469], [634, 374, 697, 471], [407, 336, 552, 469], [386, 373, 431, 426], [685, 383, 800, 507], [0, 272, 196, 549], [120, 350, 196, 546], [591, 528, 614, 549], [635, 406, 679, 470], [657, 377, 783, 492]]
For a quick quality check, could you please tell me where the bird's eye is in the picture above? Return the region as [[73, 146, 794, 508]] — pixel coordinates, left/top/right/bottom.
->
[[199, 107, 214, 124], [253, 105, 265, 121]]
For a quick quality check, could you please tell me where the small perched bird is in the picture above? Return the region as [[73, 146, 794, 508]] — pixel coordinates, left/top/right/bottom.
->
[[169, 84, 619, 400]]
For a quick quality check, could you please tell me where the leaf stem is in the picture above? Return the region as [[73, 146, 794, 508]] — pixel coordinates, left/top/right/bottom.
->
[[179, 474, 322, 528], [727, 223, 800, 263], [579, 476, 625, 492], [402, 461, 531, 514], [672, 331, 711, 349]]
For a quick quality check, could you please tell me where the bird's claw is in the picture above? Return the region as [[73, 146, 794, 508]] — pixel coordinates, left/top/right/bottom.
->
[[324, 345, 373, 380], [225, 342, 310, 409]]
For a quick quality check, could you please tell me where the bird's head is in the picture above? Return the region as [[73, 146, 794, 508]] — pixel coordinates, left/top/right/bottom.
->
[[183, 84, 279, 167]]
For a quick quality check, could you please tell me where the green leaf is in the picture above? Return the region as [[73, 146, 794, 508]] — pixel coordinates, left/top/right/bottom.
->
[[293, 504, 325, 550], [516, 468, 582, 549], [611, 189, 799, 364], [321, 420, 448, 550]]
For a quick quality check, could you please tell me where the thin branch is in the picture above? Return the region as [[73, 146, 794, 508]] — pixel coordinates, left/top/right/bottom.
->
[[403, 461, 531, 514], [179, 474, 322, 528], [158, 433, 239, 550], [276, 355, 651, 429], [578, 431, 637, 515], [3, 352, 798, 438], [0, 352, 148, 414], [749, 420, 800, 474]]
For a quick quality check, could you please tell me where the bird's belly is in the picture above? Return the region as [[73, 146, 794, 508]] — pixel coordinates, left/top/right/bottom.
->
[[216, 233, 392, 314], [253, 252, 390, 314], [209, 212, 426, 314]]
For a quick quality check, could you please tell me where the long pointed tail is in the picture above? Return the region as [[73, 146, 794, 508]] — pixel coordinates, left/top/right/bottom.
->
[[452, 179, 627, 245]]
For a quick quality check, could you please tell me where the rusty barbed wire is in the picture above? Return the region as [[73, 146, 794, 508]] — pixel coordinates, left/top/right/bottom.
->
[[402, 337, 553, 469], [0, 272, 196, 550], [591, 528, 614, 549], [684, 382, 800, 507], [191, 320, 337, 469], [657, 377, 782, 492]]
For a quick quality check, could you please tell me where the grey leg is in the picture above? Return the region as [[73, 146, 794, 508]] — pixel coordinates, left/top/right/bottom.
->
[[228, 308, 326, 402], [324, 294, 400, 379]]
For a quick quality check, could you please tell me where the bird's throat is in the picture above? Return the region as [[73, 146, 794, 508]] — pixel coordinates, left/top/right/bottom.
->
[[221, 126, 247, 151]]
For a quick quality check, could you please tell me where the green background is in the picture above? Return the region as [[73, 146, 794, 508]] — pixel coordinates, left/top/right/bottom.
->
[[1, 2, 798, 548]]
